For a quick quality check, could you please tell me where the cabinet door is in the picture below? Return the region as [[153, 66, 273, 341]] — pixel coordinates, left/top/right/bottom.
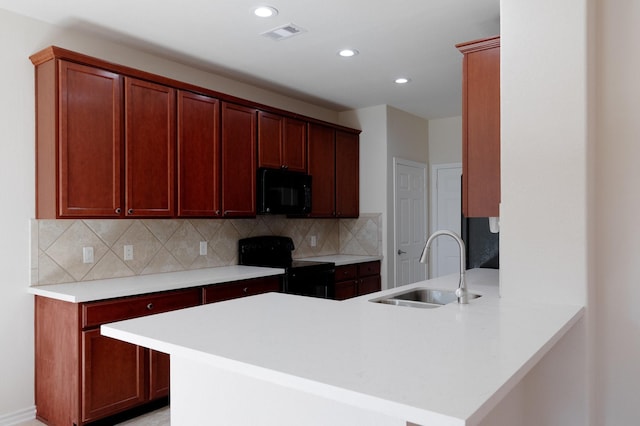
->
[[358, 275, 381, 296], [125, 77, 176, 217], [149, 350, 170, 400], [459, 37, 500, 217], [334, 280, 358, 300], [58, 61, 123, 217], [283, 118, 307, 172], [307, 123, 336, 217], [177, 91, 221, 217], [221, 102, 256, 217], [257, 111, 283, 169], [335, 130, 359, 218], [258, 113, 307, 172], [82, 330, 145, 423]]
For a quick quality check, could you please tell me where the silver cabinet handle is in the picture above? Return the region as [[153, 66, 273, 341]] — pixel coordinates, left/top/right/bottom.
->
[[127, 208, 134, 215], [146, 303, 154, 310], [397, 249, 406, 255], [115, 208, 122, 214]]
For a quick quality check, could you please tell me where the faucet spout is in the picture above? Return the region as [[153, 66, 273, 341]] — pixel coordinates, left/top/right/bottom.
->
[[419, 230, 468, 304]]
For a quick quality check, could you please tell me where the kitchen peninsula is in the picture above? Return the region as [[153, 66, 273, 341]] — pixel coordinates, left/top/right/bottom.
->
[[101, 269, 583, 426]]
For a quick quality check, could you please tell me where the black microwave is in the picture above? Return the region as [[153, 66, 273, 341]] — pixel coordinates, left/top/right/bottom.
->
[[257, 168, 312, 215]]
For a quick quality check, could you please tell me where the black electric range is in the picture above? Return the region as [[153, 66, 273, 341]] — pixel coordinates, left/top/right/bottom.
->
[[238, 236, 336, 298]]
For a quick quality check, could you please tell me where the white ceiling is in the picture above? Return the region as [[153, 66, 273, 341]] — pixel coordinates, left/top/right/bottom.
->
[[0, 0, 499, 119]]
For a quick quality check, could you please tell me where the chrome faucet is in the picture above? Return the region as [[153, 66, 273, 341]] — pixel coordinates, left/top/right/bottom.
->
[[419, 230, 468, 304]]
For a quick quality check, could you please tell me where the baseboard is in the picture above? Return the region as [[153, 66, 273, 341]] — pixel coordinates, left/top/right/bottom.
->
[[0, 406, 36, 426]]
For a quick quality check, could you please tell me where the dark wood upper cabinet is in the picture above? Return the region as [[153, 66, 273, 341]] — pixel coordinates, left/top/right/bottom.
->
[[457, 36, 500, 218], [258, 111, 307, 172], [257, 111, 283, 169], [31, 46, 360, 220], [335, 130, 359, 218], [124, 78, 176, 217], [308, 124, 359, 218], [36, 60, 123, 218], [221, 102, 256, 217], [307, 123, 336, 217], [283, 117, 307, 172], [177, 91, 221, 217]]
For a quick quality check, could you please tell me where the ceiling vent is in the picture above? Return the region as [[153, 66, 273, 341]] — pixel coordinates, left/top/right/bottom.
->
[[261, 23, 307, 41]]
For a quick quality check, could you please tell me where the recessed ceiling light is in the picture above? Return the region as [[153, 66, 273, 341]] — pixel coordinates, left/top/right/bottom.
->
[[338, 49, 359, 58], [254, 6, 278, 18], [395, 77, 411, 84]]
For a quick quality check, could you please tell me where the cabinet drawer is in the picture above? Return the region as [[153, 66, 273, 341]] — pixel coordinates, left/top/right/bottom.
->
[[203, 276, 282, 304], [335, 264, 357, 281], [82, 288, 202, 329], [358, 261, 380, 277]]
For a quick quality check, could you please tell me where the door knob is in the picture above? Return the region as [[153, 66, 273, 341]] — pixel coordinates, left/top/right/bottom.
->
[[397, 249, 406, 255]]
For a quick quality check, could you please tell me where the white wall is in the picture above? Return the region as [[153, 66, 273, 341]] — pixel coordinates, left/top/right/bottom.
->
[[499, 0, 593, 424], [0, 8, 340, 420], [594, 1, 640, 423], [427, 116, 462, 166]]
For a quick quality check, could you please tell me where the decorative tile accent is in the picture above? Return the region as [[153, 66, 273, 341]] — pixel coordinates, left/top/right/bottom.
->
[[31, 213, 382, 286]]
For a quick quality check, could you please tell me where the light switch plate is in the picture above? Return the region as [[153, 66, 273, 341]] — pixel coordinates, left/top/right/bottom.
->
[[199, 241, 207, 256]]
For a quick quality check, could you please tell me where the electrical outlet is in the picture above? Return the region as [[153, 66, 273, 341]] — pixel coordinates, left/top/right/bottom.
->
[[124, 245, 133, 261], [199, 241, 208, 256], [82, 246, 94, 264], [310, 235, 317, 247]]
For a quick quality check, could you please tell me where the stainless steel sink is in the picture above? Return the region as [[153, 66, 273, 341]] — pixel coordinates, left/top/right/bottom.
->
[[371, 288, 481, 309]]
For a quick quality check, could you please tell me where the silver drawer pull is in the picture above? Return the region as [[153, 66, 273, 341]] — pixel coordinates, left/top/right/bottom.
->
[[146, 303, 154, 310]]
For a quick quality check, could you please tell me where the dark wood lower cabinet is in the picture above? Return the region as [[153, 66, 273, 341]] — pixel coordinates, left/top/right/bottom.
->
[[35, 288, 201, 425], [82, 330, 146, 423], [35, 277, 283, 425], [149, 350, 171, 401], [334, 261, 381, 300]]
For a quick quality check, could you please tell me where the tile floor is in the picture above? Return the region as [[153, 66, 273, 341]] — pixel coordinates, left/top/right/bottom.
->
[[18, 406, 170, 425]]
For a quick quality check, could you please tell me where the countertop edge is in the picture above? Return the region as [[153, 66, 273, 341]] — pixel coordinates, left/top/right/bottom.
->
[[28, 266, 285, 303]]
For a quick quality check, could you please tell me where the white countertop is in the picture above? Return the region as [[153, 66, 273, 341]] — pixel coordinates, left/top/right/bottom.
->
[[299, 254, 382, 266], [101, 269, 584, 425], [27, 265, 285, 303]]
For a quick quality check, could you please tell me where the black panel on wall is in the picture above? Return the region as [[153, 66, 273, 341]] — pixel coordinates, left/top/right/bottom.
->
[[461, 216, 499, 269]]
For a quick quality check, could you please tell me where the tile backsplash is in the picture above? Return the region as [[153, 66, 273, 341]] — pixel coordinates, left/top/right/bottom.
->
[[31, 213, 382, 285]]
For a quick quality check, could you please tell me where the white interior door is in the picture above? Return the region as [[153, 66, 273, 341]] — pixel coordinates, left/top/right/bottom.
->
[[430, 163, 462, 278], [394, 159, 427, 287]]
